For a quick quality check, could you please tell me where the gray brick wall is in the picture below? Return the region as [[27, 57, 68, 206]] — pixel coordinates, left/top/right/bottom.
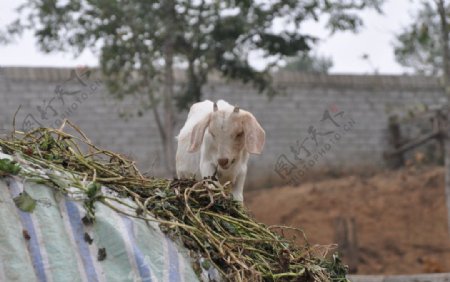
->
[[0, 67, 445, 186], [349, 273, 450, 282]]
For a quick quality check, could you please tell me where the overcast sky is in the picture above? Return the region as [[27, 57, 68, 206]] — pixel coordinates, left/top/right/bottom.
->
[[0, 0, 418, 74]]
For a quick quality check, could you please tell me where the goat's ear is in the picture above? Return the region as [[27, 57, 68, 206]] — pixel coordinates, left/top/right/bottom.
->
[[243, 113, 265, 154], [189, 114, 210, 152]]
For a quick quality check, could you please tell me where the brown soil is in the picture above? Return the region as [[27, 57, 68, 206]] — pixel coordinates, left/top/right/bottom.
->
[[245, 165, 450, 274]]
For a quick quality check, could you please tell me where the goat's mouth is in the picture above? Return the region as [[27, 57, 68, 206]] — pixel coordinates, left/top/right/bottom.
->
[[218, 164, 230, 170]]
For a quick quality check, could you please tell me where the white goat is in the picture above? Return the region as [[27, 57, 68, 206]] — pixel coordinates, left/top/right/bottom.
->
[[176, 100, 265, 202]]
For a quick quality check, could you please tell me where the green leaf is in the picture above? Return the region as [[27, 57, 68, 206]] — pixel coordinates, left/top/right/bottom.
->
[[0, 158, 21, 176], [86, 182, 101, 198], [201, 260, 211, 270], [13, 191, 37, 212]]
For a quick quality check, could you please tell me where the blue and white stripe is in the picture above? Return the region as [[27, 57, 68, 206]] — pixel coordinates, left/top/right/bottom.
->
[[8, 178, 53, 282], [0, 177, 200, 282], [65, 200, 100, 282]]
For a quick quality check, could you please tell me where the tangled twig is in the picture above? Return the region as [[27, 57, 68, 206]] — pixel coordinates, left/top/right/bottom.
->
[[0, 120, 349, 282]]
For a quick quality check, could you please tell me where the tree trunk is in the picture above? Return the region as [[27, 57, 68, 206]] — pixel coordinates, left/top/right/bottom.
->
[[436, 0, 450, 234], [437, 0, 450, 81], [162, 0, 176, 176], [386, 119, 404, 168]]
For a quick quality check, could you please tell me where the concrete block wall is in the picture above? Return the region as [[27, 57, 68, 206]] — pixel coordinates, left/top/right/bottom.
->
[[349, 273, 450, 282], [0, 67, 445, 186]]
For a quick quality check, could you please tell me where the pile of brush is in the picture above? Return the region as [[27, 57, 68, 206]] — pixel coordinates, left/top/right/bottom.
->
[[0, 121, 348, 282]]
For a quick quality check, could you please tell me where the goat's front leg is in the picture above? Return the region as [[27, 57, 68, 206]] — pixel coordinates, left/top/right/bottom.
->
[[200, 160, 216, 179], [232, 166, 247, 202]]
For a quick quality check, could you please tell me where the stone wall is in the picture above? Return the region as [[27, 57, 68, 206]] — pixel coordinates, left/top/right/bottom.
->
[[0, 67, 445, 187]]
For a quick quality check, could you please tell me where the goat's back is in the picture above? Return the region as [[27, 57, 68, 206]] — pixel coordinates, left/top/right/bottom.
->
[[178, 99, 233, 140]]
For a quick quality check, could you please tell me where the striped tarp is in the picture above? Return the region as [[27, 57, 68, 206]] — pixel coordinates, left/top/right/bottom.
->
[[0, 176, 201, 282]]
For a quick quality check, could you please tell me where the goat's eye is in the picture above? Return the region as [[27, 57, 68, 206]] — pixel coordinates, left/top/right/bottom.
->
[[210, 132, 215, 138], [236, 132, 244, 138]]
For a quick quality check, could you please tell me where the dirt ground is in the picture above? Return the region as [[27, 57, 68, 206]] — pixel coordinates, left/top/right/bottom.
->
[[245, 165, 450, 274]]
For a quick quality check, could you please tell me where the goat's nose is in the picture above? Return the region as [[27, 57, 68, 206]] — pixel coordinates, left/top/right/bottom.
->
[[218, 158, 229, 167]]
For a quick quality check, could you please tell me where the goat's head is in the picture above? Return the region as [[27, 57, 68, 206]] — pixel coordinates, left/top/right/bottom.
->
[[188, 102, 265, 169]]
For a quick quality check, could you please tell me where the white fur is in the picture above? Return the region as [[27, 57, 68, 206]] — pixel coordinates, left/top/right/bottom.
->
[[176, 99, 263, 202]]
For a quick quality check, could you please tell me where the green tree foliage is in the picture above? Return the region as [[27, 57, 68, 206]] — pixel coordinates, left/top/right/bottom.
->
[[3, 0, 383, 106], [283, 53, 333, 73], [394, 0, 449, 76], [1, 0, 384, 172]]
